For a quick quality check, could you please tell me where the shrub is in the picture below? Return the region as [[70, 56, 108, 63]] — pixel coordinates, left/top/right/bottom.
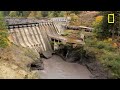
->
[[100, 51, 120, 78], [69, 13, 80, 26], [85, 36, 97, 47], [95, 41, 116, 51], [0, 37, 8, 48], [96, 41, 106, 49], [0, 11, 9, 48], [36, 11, 42, 19], [85, 36, 116, 52], [9, 11, 18, 17]]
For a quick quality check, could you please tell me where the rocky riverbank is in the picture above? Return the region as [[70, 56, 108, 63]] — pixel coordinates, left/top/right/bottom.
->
[[55, 43, 112, 79], [39, 55, 92, 79], [0, 44, 43, 79]]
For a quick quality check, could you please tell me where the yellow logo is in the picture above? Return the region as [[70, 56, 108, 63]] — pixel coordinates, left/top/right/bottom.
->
[[108, 14, 114, 23]]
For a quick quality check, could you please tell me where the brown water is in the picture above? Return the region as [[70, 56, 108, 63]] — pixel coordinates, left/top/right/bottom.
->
[[39, 55, 92, 79]]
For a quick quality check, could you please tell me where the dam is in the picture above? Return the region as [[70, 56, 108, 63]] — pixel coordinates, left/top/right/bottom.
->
[[6, 18, 92, 79], [6, 18, 85, 53]]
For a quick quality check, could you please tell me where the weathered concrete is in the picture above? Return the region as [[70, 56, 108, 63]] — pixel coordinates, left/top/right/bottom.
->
[[7, 19, 85, 54]]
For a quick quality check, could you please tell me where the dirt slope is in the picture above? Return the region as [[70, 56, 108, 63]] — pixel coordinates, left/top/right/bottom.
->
[[0, 44, 40, 79]]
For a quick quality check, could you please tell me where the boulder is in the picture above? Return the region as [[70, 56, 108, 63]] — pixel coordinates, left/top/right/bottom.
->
[[28, 58, 44, 71], [41, 51, 52, 59]]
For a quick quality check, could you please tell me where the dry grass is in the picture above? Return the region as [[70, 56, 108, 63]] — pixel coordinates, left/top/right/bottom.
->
[[79, 11, 99, 27], [0, 44, 40, 79]]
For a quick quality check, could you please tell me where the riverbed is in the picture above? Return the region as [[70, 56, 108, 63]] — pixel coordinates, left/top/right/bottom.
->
[[39, 55, 92, 79]]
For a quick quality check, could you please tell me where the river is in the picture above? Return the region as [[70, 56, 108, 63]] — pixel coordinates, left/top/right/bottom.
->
[[39, 55, 92, 79]]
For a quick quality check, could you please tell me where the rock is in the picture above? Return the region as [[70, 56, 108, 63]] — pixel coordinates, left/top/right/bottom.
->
[[80, 33, 84, 41], [42, 51, 52, 59], [66, 57, 75, 62], [30, 59, 44, 70], [26, 70, 39, 79], [54, 42, 59, 51]]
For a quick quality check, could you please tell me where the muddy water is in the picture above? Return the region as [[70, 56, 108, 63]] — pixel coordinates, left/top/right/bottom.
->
[[39, 55, 92, 79]]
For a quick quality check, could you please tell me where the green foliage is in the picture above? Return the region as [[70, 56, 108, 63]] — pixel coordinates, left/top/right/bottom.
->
[[96, 41, 106, 49], [94, 11, 120, 39], [59, 11, 65, 17], [0, 11, 8, 48], [3, 11, 10, 16], [9, 11, 18, 17], [85, 36, 120, 78], [41, 11, 48, 17], [28, 11, 36, 18], [48, 12, 54, 18], [22, 11, 31, 18], [48, 11, 65, 17], [95, 41, 116, 51], [100, 51, 120, 78], [0, 12, 6, 30], [53, 11, 61, 17], [36, 11, 42, 19], [0, 31, 8, 38], [85, 35, 97, 47], [69, 13, 80, 25], [0, 37, 8, 48]]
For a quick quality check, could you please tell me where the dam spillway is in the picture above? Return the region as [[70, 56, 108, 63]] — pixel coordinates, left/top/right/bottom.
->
[[6, 18, 84, 53], [8, 22, 58, 53]]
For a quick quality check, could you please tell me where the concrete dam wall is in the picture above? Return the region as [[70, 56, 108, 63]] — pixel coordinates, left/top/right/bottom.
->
[[8, 22, 60, 53], [7, 18, 84, 54]]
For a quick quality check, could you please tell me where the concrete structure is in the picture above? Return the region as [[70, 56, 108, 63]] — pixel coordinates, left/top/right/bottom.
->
[[51, 17, 71, 35], [7, 19, 84, 54]]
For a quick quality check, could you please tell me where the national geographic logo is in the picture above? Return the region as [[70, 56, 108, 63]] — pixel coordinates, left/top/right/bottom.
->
[[108, 14, 114, 23]]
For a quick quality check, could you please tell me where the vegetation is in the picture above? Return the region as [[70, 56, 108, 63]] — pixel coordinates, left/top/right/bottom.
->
[[0, 44, 40, 79], [9, 11, 19, 17], [94, 11, 120, 39], [62, 11, 120, 78], [85, 11, 120, 78], [0, 11, 9, 48], [28, 11, 36, 18], [36, 11, 42, 19], [1, 11, 120, 78], [4, 11, 80, 19], [84, 36, 120, 78]]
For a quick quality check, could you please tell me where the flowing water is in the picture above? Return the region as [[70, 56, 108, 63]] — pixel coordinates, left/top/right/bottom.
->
[[39, 55, 92, 79]]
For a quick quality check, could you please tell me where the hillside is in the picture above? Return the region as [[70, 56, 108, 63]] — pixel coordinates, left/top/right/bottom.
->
[[0, 44, 40, 79]]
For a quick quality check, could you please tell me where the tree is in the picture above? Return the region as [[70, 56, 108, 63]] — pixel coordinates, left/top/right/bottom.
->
[[0, 11, 8, 48], [94, 11, 120, 40], [70, 11, 80, 15], [59, 11, 65, 17], [41, 11, 48, 17], [48, 11, 54, 18], [3, 11, 10, 16], [53, 11, 61, 17], [101, 11, 119, 39], [22, 11, 31, 18], [9, 11, 18, 17], [0, 11, 6, 30], [25, 11, 31, 17], [17, 11, 24, 17], [28, 11, 36, 18], [69, 13, 80, 25], [36, 11, 42, 19], [48, 11, 64, 17]]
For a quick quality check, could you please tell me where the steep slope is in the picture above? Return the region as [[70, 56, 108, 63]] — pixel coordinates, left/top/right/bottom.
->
[[0, 44, 41, 79]]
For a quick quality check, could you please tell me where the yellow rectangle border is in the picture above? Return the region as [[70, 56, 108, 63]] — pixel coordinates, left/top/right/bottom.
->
[[108, 14, 114, 23]]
